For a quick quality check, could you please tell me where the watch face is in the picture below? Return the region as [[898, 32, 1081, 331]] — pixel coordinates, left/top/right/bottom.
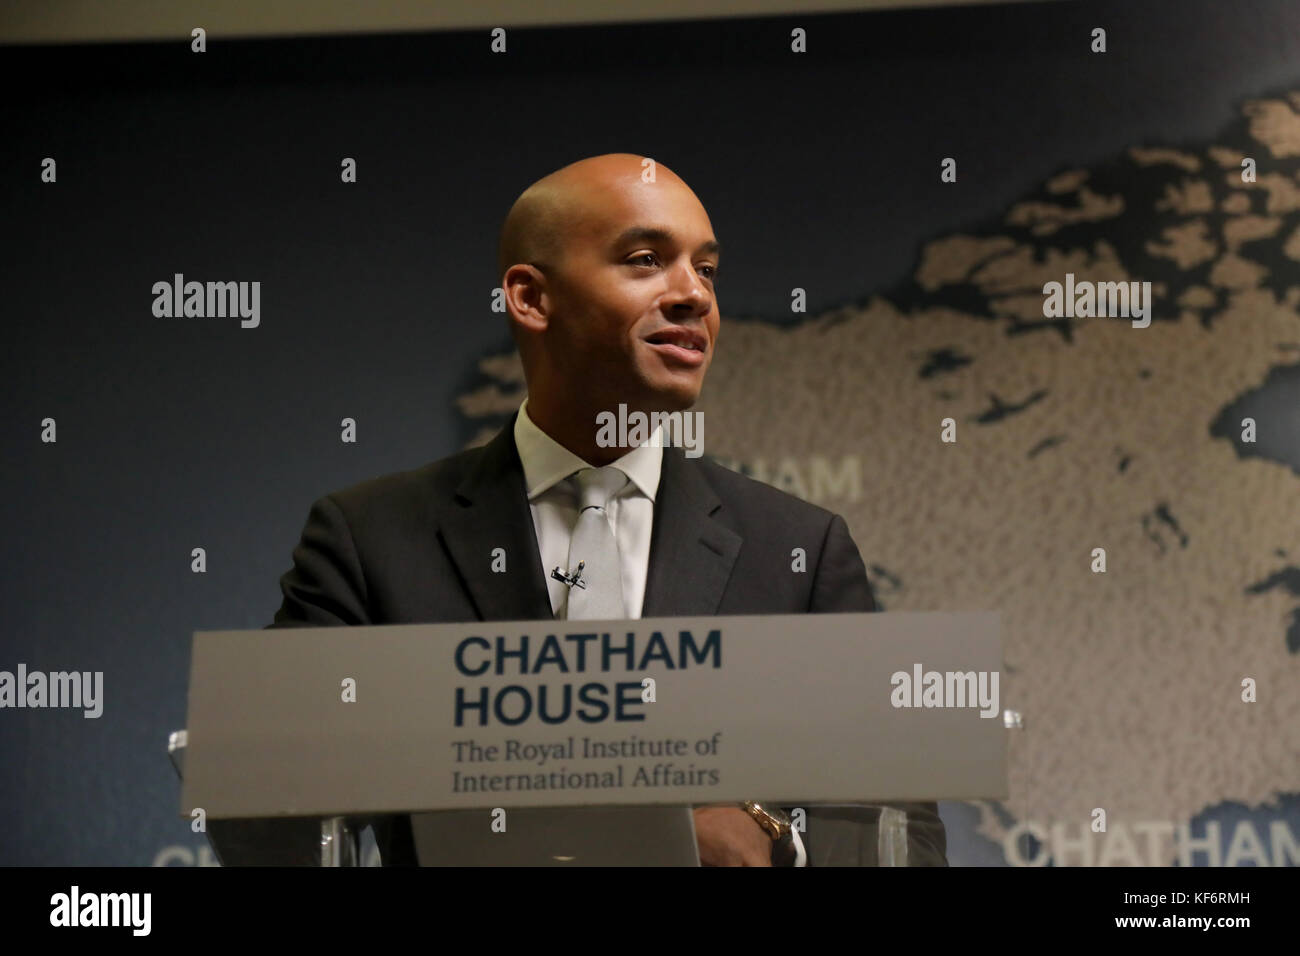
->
[[766, 807, 792, 827]]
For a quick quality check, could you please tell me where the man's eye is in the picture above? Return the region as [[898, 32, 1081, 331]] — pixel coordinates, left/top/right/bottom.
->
[[627, 254, 716, 280]]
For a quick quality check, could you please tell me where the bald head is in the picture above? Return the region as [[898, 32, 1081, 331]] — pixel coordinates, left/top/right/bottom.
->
[[497, 153, 691, 279], [496, 153, 720, 462]]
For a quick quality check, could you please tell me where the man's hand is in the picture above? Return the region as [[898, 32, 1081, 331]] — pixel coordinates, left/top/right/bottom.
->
[[693, 805, 772, 866]]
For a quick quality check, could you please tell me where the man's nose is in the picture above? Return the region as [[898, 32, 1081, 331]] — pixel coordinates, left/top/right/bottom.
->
[[664, 261, 712, 314]]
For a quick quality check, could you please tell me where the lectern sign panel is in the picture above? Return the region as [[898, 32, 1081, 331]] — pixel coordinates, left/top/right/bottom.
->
[[181, 611, 1006, 819]]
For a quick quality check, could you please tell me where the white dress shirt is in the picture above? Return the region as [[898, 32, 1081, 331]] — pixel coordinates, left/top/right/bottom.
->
[[512, 398, 807, 867], [514, 397, 660, 619]]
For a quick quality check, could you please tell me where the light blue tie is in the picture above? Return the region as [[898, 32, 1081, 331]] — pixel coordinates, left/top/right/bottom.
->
[[563, 466, 629, 620]]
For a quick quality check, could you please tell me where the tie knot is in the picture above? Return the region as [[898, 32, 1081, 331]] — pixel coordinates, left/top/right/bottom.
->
[[572, 466, 628, 512]]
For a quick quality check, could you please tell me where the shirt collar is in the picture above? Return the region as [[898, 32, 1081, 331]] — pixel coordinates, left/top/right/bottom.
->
[[513, 397, 662, 503]]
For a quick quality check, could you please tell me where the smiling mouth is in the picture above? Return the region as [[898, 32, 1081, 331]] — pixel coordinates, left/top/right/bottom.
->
[[644, 339, 707, 368], [644, 327, 708, 352]]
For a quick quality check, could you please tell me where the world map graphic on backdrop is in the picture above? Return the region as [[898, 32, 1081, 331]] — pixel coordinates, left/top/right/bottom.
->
[[455, 91, 1300, 865]]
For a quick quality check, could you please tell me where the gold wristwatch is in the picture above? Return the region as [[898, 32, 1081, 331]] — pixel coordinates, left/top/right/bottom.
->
[[741, 801, 798, 866]]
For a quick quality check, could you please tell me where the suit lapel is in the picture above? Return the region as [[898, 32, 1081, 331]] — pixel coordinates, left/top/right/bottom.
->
[[438, 419, 743, 622], [437, 415, 555, 622], [641, 447, 742, 617]]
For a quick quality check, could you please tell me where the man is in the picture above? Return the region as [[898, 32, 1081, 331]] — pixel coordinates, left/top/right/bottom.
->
[[268, 153, 946, 866]]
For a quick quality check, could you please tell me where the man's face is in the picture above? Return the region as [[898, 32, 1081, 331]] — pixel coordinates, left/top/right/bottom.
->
[[545, 176, 720, 413]]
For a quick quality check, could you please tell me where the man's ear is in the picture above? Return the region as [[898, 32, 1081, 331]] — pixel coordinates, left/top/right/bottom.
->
[[502, 263, 550, 337]]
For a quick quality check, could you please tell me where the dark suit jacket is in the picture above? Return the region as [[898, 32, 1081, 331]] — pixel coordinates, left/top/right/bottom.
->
[[265, 413, 947, 866]]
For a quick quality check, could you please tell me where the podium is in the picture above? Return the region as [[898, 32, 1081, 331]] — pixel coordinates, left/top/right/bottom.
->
[[169, 731, 356, 865], [173, 611, 1012, 865]]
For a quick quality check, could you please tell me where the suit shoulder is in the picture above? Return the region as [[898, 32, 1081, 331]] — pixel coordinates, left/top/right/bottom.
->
[[319, 443, 487, 516]]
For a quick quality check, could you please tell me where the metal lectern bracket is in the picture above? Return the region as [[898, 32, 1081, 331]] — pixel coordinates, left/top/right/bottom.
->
[[319, 817, 359, 867]]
